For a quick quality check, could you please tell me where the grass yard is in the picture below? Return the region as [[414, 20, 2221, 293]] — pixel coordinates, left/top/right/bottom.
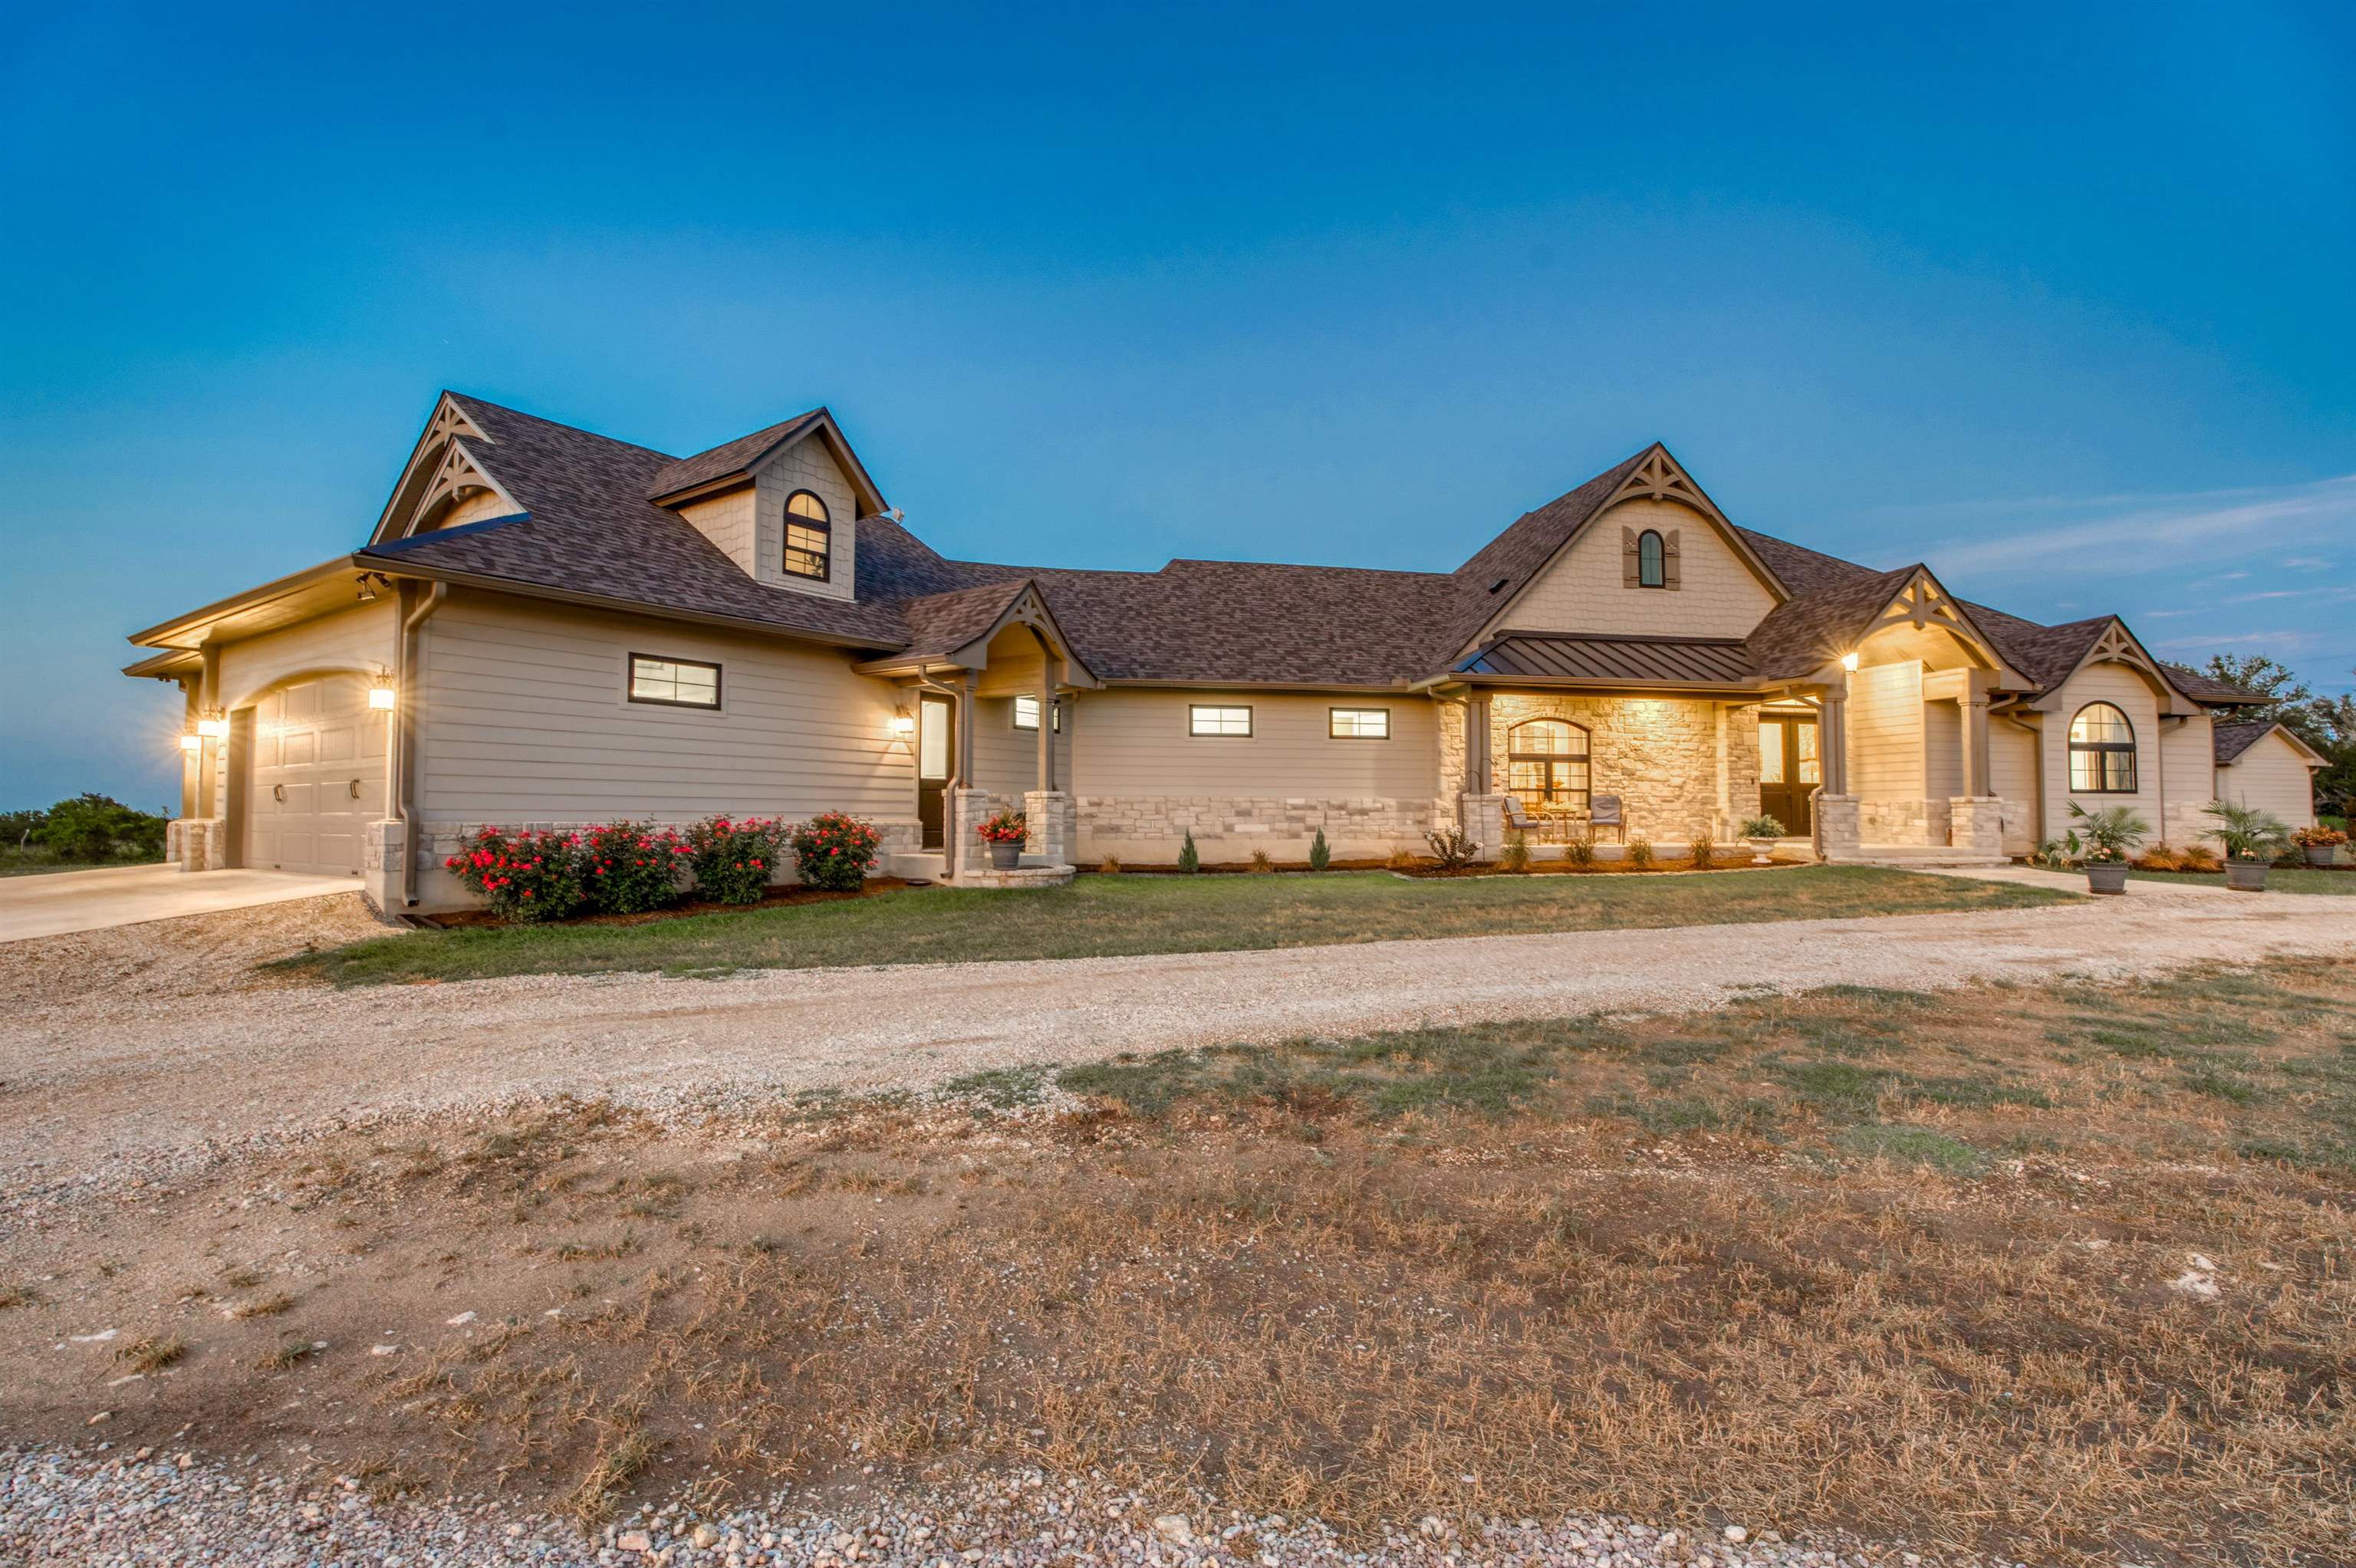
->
[[6, 958, 2351, 1566], [2131, 866, 2355, 895], [0, 845, 163, 877], [281, 863, 2073, 986]]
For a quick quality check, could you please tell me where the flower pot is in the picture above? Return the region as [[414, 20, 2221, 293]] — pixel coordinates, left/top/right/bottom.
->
[[2306, 846, 2339, 867], [2085, 863, 2130, 896], [2225, 860, 2269, 892], [1745, 836, 1779, 866], [988, 840, 1022, 870]]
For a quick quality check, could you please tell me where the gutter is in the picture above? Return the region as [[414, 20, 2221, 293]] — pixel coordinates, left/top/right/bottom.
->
[[394, 581, 449, 906]]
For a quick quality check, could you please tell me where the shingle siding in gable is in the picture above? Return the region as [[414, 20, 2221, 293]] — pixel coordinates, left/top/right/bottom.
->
[[753, 435, 861, 603], [1482, 498, 1777, 641]]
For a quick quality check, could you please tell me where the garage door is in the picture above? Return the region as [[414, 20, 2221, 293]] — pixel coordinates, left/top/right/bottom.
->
[[245, 675, 384, 875]]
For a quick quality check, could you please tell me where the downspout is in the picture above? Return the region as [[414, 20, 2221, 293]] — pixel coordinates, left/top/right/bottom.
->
[[2157, 712, 2193, 845], [1998, 706, 2042, 845], [395, 581, 449, 906]]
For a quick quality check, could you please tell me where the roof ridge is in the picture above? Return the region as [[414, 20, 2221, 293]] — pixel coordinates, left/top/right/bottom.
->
[[443, 391, 679, 462]]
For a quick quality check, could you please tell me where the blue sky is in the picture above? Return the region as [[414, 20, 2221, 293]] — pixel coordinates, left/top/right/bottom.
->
[[4, 2, 2350, 809]]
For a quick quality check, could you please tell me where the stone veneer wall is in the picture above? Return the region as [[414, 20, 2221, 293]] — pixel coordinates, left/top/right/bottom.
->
[[1076, 796, 1436, 863], [1470, 694, 1759, 843]]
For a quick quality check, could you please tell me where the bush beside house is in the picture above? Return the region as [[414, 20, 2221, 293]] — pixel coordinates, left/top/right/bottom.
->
[[445, 812, 877, 922]]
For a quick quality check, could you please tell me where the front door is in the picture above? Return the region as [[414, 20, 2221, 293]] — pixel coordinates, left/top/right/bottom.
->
[[1758, 712, 1819, 837], [916, 694, 954, 850]]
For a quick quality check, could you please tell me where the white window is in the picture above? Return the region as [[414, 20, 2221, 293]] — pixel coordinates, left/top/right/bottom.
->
[[1012, 695, 1060, 731], [1329, 707, 1390, 740], [1189, 705, 1252, 738], [627, 654, 720, 709]]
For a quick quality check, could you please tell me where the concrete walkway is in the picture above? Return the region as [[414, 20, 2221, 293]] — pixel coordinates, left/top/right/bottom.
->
[[0, 863, 358, 942]]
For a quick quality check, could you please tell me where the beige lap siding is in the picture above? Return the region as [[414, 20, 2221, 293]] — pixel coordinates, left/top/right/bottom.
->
[[410, 590, 915, 900], [2217, 731, 2318, 829], [1846, 662, 1930, 844], [2040, 662, 2164, 843], [1069, 690, 1437, 862], [2159, 712, 2219, 845], [1986, 716, 2041, 855]]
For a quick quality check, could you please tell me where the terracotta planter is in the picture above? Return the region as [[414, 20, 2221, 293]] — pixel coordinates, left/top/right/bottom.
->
[[988, 840, 1023, 870], [2085, 862, 2130, 896], [2306, 846, 2339, 867], [2224, 860, 2269, 892], [1745, 837, 1779, 866]]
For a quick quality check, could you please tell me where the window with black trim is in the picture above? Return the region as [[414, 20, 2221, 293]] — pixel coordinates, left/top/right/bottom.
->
[[782, 489, 831, 580], [1507, 717, 1591, 814], [1329, 707, 1390, 739], [1637, 530, 1666, 588], [2068, 702, 2137, 792], [1012, 695, 1061, 731], [1189, 705, 1252, 738], [628, 654, 721, 709]]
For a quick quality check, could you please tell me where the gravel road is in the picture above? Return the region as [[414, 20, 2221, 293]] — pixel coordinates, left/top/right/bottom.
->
[[5, 883, 2349, 1207]]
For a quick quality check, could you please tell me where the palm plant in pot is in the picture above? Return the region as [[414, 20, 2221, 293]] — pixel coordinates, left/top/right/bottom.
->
[[2065, 801, 2148, 895], [976, 810, 1028, 870], [1738, 814, 1785, 866], [2202, 799, 2291, 891]]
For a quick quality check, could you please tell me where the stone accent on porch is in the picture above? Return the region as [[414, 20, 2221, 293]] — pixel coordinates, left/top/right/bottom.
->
[[1812, 793, 1861, 862], [1950, 796, 2005, 856], [1459, 794, 1505, 862], [360, 819, 403, 915], [166, 817, 229, 872], [956, 863, 1076, 889], [1022, 790, 1078, 864]]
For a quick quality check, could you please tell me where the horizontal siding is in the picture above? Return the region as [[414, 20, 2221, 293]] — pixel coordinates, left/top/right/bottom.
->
[[2219, 735, 2317, 827], [1988, 716, 2039, 853], [1848, 661, 1923, 801], [1071, 691, 1438, 797], [2042, 662, 2164, 840], [416, 590, 913, 823]]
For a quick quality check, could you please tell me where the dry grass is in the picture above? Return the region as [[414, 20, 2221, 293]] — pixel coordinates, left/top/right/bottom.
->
[[6, 958, 2352, 1566], [114, 1334, 185, 1373]]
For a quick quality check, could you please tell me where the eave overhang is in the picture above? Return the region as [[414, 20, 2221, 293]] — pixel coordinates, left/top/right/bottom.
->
[[127, 555, 370, 651]]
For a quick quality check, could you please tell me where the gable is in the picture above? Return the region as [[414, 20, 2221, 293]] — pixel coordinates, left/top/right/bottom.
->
[[1478, 496, 1779, 640]]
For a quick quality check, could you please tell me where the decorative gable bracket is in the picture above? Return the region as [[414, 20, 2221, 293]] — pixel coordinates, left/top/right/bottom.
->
[[2029, 617, 2197, 716]]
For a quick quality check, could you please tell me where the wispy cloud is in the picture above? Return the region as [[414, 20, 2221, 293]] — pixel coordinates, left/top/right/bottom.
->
[[1888, 474, 2356, 579]]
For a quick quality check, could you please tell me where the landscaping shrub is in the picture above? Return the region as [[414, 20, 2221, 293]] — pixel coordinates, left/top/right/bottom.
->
[[579, 822, 689, 914], [788, 811, 881, 892], [1565, 837, 1595, 869], [35, 794, 168, 863], [1308, 827, 1331, 873], [1384, 846, 1417, 871], [1628, 837, 1654, 868], [686, 816, 788, 905], [1686, 837, 1713, 869], [1249, 849, 1275, 873], [1097, 853, 1123, 875], [1424, 826, 1479, 871], [1501, 829, 1531, 874], [2135, 843, 2185, 872], [444, 827, 588, 922], [1177, 831, 1200, 873], [2180, 843, 2221, 872]]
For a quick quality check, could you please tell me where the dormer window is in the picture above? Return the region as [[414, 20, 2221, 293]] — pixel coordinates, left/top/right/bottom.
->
[[1637, 529, 1665, 587], [782, 490, 831, 580]]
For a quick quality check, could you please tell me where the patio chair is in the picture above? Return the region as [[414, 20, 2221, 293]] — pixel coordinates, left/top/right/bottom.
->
[[1502, 797, 1567, 844], [1588, 794, 1625, 845]]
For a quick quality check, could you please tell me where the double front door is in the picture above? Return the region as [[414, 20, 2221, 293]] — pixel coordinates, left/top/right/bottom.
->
[[1758, 712, 1819, 837]]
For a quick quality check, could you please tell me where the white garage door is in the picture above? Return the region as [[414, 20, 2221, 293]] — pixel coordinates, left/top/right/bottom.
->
[[245, 675, 385, 875]]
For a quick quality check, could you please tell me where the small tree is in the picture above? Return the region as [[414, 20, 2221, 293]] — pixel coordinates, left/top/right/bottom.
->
[[40, 794, 167, 863], [1176, 830, 1200, 873], [2066, 801, 2150, 865], [1307, 826, 1331, 873], [2200, 799, 2290, 865]]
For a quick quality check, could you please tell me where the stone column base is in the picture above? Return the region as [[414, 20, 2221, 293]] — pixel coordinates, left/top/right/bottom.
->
[[1949, 797, 2004, 856], [1459, 794, 1505, 862], [1812, 794, 1861, 862], [1022, 790, 1077, 865], [360, 820, 405, 915], [951, 787, 995, 879], [168, 817, 229, 871]]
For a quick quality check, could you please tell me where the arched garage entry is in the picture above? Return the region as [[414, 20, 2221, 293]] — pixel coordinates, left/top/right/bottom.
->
[[236, 672, 385, 875]]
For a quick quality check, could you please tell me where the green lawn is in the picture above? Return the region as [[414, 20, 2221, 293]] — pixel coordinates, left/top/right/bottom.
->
[[0, 846, 165, 877], [2128, 866, 2355, 896], [278, 864, 2074, 987]]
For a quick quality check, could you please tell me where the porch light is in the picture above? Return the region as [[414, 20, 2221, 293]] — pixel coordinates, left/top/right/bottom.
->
[[1840, 650, 1861, 672], [887, 708, 916, 737], [367, 672, 397, 711], [179, 731, 202, 751], [196, 711, 229, 739]]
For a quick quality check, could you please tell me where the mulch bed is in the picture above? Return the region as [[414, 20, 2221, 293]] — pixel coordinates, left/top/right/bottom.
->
[[410, 878, 916, 930]]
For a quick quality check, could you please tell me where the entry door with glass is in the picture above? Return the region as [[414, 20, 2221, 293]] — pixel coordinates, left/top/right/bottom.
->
[[917, 694, 955, 850], [1757, 713, 1820, 837]]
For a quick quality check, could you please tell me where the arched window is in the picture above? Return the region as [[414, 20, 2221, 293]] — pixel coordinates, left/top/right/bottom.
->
[[1507, 718, 1591, 815], [1637, 529, 1665, 588], [2068, 702, 2137, 793], [782, 490, 831, 580]]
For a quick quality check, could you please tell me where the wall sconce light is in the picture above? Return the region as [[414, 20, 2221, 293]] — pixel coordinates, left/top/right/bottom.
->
[[179, 731, 202, 751], [887, 708, 916, 738], [367, 671, 398, 710], [1840, 650, 1861, 672], [196, 710, 229, 739]]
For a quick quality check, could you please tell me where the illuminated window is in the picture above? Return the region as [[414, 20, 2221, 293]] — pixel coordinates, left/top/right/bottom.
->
[[1329, 707, 1390, 739], [1189, 705, 1252, 738], [628, 654, 720, 709], [782, 489, 831, 580], [2068, 702, 2137, 792], [1637, 530, 1665, 587], [1012, 695, 1061, 731], [1506, 718, 1591, 814]]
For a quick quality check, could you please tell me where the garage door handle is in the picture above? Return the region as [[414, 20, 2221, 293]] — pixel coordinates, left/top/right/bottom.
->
[[272, 784, 286, 803], [349, 778, 363, 800]]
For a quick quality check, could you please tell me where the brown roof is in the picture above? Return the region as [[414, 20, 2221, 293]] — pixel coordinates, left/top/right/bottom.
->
[[1740, 564, 1920, 679], [894, 579, 1035, 659], [2213, 719, 2302, 764], [643, 410, 827, 501], [2164, 662, 2268, 705], [1459, 633, 1755, 685]]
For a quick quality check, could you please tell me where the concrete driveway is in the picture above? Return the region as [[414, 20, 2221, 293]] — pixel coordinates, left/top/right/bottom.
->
[[0, 863, 360, 942]]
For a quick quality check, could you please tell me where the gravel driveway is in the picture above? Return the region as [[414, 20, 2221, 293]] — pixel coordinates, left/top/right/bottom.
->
[[5, 883, 2351, 1203]]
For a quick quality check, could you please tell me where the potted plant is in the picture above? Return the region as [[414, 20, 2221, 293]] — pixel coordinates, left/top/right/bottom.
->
[[2203, 800, 2291, 891], [1738, 814, 1785, 866], [2066, 802, 2148, 895], [2291, 825, 2347, 867], [976, 810, 1028, 870]]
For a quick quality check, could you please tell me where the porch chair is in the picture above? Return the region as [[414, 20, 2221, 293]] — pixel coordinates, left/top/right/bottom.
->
[[1588, 794, 1625, 846], [1502, 796, 1567, 844]]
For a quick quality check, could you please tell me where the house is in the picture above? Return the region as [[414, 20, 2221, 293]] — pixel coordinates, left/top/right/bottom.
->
[[123, 392, 2318, 912]]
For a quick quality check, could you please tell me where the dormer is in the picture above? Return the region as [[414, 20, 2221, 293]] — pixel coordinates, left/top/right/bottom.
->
[[646, 409, 890, 605]]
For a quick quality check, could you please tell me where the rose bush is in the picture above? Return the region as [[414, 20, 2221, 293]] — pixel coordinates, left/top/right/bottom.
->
[[443, 827, 587, 922], [686, 815, 788, 905], [788, 811, 881, 892], [581, 821, 691, 914]]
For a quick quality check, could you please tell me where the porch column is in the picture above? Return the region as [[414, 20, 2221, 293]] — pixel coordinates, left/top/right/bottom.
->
[[1463, 692, 1502, 860], [1811, 682, 1861, 863], [1817, 685, 1848, 797], [1036, 653, 1058, 791], [1961, 684, 1991, 800]]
